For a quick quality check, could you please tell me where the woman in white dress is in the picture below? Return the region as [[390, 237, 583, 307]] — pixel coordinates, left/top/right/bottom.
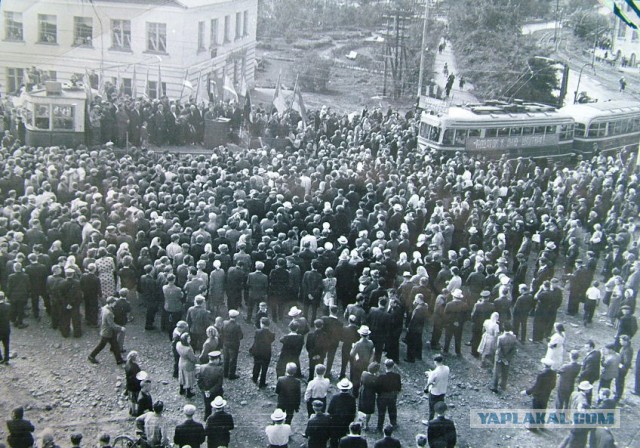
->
[[478, 312, 500, 367], [545, 323, 566, 371], [176, 332, 198, 398]]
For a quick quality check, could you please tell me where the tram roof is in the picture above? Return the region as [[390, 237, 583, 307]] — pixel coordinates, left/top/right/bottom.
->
[[422, 101, 572, 124], [560, 100, 640, 122]]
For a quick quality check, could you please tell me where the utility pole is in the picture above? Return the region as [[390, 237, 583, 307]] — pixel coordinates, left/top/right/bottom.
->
[[417, 0, 430, 98]]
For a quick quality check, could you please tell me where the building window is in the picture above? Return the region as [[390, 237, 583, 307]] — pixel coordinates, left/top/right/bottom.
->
[[38, 14, 57, 44], [147, 22, 167, 53], [618, 21, 627, 38], [198, 21, 205, 51], [235, 12, 242, 39], [122, 78, 132, 96], [4, 12, 23, 41], [243, 11, 249, 37], [224, 15, 231, 43], [210, 19, 219, 47], [112, 19, 131, 50], [43, 70, 57, 82], [7, 67, 25, 94], [74, 17, 93, 46]]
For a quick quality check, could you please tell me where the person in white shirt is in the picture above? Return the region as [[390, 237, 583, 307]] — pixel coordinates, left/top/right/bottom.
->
[[304, 364, 331, 417], [584, 281, 601, 327], [265, 408, 291, 448], [423, 354, 450, 423]]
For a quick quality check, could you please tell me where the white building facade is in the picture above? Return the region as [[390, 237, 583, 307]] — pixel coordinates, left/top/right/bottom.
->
[[0, 0, 257, 99], [610, 3, 640, 67]]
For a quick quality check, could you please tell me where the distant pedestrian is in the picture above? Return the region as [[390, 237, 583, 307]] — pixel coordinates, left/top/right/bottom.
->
[[490, 322, 518, 393], [205, 396, 234, 448], [196, 351, 224, 421], [88, 297, 125, 365], [373, 424, 401, 448], [276, 362, 302, 425], [620, 77, 626, 92], [304, 400, 331, 448], [521, 357, 557, 429], [0, 292, 11, 364]]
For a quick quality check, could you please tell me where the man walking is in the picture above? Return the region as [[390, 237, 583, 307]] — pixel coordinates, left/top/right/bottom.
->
[[196, 351, 224, 421], [0, 292, 11, 364], [222, 309, 243, 379], [88, 297, 124, 365], [275, 362, 302, 425], [405, 294, 430, 363], [251, 317, 275, 388], [376, 359, 401, 432], [522, 358, 557, 430], [490, 322, 517, 392], [555, 350, 581, 410], [443, 289, 468, 356], [423, 355, 449, 423]]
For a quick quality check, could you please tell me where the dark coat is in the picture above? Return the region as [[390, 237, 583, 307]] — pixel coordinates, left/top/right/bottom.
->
[[222, 319, 243, 349], [526, 367, 557, 404], [557, 361, 581, 395], [427, 415, 457, 448], [578, 350, 602, 383], [304, 412, 332, 448], [205, 410, 234, 448], [251, 327, 275, 358], [173, 419, 205, 448], [6, 418, 35, 448], [373, 436, 402, 448], [0, 302, 11, 335], [407, 302, 430, 334], [328, 393, 357, 436], [275, 374, 301, 412]]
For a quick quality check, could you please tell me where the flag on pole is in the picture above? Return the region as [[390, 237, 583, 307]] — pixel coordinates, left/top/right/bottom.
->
[[600, 0, 639, 29], [83, 69, 93, 113], [132, 64, 137, 98], [223, 74, 238, 102], [183, 79, 194, 90], [239, 74, 248, 98], [291, 75, 308, 125], [272, 70, 287, 114], [194, 69, 204, 102], [157, 63, 162, 98], [116, 68, 123, 96], [144, 68, 150, 99]]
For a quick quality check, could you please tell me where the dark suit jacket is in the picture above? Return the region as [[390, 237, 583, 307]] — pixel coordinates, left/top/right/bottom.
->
[[495, 332, 517, 365], [222, 319, 243, 349], [6, 419, 35, 448], [322, 315, 343, 347], [173, 419, 205, 448], [578, 350, 602, 383], [408, 303, 430, 334], [251, 328, 275, 358], [427, 415, 457, 448], [197, 363, 224, 397], [205, 410, 234, 448], [557, 361, 581, 394], [373, 435, 401, 448], [526, 367, 557, 403], [275, 374, 301, 411], [305, 412, 331, 448]]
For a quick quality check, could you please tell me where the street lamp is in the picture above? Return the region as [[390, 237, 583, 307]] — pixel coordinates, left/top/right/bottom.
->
[[573, 62, 596, 103]]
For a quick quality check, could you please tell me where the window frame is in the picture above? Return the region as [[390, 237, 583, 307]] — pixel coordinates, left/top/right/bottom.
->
[[38, 14, 58, 44], [111, 19, 132, 51], [73, 16, 93, 47], [4, 11, 23, 41], [224, 15, 231, 43], [146, 22, 167, 54], [198, 21, 206, 52]]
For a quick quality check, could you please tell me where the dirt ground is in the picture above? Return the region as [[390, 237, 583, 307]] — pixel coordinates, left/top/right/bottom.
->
[[2, 245, 640, 448]]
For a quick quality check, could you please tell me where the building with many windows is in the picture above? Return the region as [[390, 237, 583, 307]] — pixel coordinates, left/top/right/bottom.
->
[[610, 3, 640, 67], [0, 0, 257, 99]]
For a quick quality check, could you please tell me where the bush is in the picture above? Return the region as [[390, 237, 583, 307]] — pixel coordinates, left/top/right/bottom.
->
[[299, 53, 333, 92]]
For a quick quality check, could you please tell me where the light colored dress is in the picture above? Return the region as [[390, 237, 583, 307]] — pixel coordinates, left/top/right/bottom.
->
[[545, 332, 565, 371], [176, 341, 198, 389], [478, 318, 500, 357], [95, 256, 116, 300]]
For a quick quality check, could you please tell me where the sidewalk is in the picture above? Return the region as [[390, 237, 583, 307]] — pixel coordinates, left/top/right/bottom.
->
[[432, 38, 478, 105]]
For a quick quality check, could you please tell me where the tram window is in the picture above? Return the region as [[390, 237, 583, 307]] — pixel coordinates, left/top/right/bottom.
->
[[419, 123, 427, 138], [468, 129, 481, 137], [509, 127, 522, 136], [522, 127, 533, 135], [497, 127, 509, 136], [534, 126, 545, 135], [598, 123, 606, 137], [430, 126, 441, 142], [454, 129, 467, 145], [621, 119, 630, 134], [35, 104, 50, 130], [632, 118, 640, 132], [588, 122, 605, 137], [545, 125, 557, 134], [52, 105, 74, 130], [443, 128, 455, 145], [610, 121, 621, 136], [559, 124, 573, 141], [574, 123, 585, 137], [485, 128, 498, 137]]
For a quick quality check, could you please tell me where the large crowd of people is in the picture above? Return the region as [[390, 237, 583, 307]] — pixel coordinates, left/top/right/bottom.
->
[[0, 91, 638, 448]]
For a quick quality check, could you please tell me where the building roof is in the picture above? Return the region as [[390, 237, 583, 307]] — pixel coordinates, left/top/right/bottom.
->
[[94, 0, 237, 7]]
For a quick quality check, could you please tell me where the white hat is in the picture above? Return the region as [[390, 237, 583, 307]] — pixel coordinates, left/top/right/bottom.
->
[[499, 275, 511, 285], [452, 289, 463, 299], [288, 306, 302, 317], [183, 404, 196, 416], [324, 242, 333, 250], [228, 309, 239, 318], [136, 371, 149, 381], [208, 351, 222, 359], [546, 241, 557, 250], [337, 378, 353, 390], [337, 236, 348, 245], [357, 325, 371, 336], [541, 357, 554, 366], [468, 227, 477, 234], [578, 381, 593, 391], [270, 408, 287, 421], [212, 396, 227, 408]]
